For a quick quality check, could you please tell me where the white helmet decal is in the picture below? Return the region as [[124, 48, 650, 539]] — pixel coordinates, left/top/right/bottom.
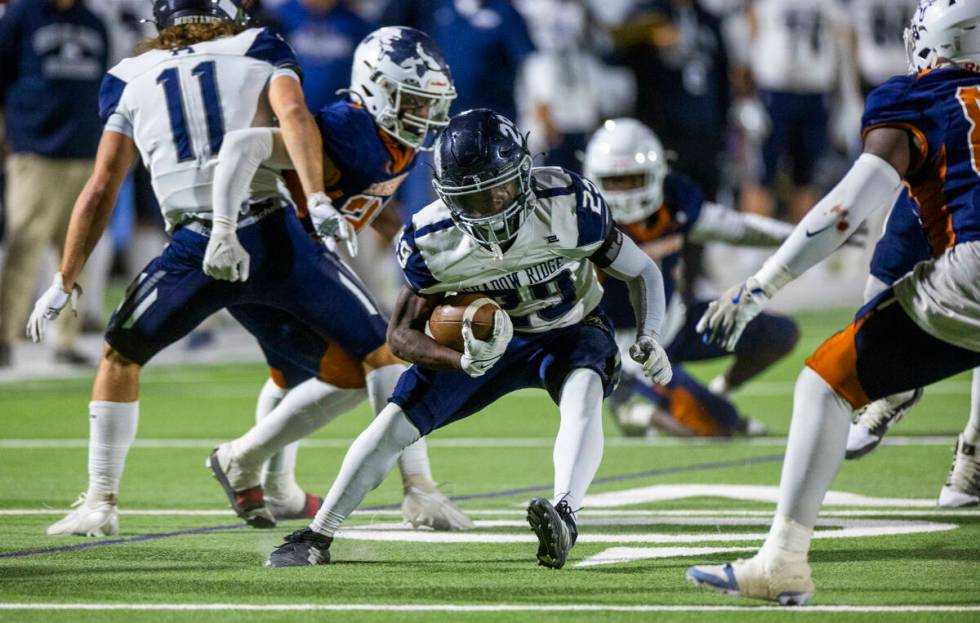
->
[[350, 27, 457, 151]]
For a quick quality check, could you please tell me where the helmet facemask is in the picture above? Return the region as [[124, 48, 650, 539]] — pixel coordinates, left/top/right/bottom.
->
[[375, 78, 455, 151], [594, 169, 664, 225], [435, 154, 533, 260]]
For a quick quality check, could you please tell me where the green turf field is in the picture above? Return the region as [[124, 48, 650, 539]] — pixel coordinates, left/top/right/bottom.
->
[[1, 310, 978, 622]]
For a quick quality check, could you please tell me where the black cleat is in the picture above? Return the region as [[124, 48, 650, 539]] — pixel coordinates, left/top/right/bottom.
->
[[265, 528, 332, 567], [527, 497, 576, 569]]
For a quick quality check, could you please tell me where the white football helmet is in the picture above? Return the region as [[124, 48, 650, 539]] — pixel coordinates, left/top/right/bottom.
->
[[905, 0, 980, 71], [584, 118, 668, 225], [350, 27, 457, 151]]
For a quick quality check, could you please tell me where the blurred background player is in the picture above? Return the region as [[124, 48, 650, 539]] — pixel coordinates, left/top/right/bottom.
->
[[586, 118, 797, 438], [31, 0, 363, 536], [689, 0, 980, 602], [0, 0, 109, 367], [517, 0, 635, 171], [848, 0, 917, 97], [740, 0, 849, 223], [267, 0, 374, 113], [205, 26, 472, 530], [264, 109, 673, 569]]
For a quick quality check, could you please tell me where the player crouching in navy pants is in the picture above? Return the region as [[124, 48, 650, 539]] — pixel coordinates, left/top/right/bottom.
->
[[264, 109, 675, 569]]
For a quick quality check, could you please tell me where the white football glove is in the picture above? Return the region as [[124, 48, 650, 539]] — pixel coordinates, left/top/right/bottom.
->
[[202, 229, 250, 282], [696, 277, 770, 352], [26, 272, 81, 343], [459, 310, 513, 378], [629, 335, 673, 385], [308, 192, 357, 257]]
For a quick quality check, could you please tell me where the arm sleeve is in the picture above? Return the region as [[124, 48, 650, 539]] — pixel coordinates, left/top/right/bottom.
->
[[211, 128, 277, 231], [754, 152, 904, 293], [600, 232, 667, 340], [687, 202, 795, 246]]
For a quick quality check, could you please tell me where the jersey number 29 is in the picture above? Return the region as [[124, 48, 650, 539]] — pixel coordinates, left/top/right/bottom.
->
[[157, 61, 226, 162]]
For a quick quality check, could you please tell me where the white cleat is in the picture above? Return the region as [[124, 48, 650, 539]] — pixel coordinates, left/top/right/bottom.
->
[[401, 477, 475, 531], [46, 493, 119, 537], [845, 388, 923, 460], [687, 555, 815, 606], [938, 435, 980, 508], [207, 442, 262, 490]]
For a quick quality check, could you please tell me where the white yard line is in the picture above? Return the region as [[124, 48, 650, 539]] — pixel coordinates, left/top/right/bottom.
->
[[1, 508, 977, 517], [0, 603, 978, 613], [0, 436, 959, 449]]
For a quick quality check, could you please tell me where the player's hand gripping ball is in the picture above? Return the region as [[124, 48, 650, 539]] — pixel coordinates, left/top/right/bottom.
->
[[429, 294, 512, 377]]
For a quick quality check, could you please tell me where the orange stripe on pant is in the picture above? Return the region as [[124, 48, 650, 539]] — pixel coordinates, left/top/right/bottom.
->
[[805, 315, 873, 410]]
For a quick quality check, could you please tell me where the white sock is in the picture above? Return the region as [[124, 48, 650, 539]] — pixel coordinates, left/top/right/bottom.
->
[[256, 378, 287, 420], [964, 367, 980, 445], [310, 404, 421, 536], [86, 401, 139, 501], [232, 378, 366, 470], [759, 515, 813, 562], [762, 367, 851, 561], [254, 379, 293, 497], [365, 364, 434, 484], [552, 369, 605, 511]]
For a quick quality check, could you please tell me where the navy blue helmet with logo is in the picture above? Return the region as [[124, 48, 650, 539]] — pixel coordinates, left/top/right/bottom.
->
[[433, 109, 533, 257], [152, 0, 246, 29]]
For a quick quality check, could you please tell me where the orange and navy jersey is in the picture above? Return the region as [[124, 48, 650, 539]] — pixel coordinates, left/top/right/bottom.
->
[[314, 99, 417, 232], [862, 67, 980, 255], [601, 173, 703, 330]]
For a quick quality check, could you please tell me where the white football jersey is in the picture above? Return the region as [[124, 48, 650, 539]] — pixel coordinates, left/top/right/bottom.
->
[[99, 27, 300, 230], [749, 0, 847, 93], [397, 167, 612, 334], [850, 0, 916, 87]]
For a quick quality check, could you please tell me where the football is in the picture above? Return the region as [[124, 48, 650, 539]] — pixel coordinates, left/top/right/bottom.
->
[[428, 293, 500, 352]]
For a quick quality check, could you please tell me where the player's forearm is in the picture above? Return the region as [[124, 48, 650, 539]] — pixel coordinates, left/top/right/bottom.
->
[[60, 132, 134, 289], [388, 326, 463, 371], [60, 180, 117, 288], [688, 202, 794, 247], [271, 79, 324, 196], [601, 235, 667, 340], [752, 153, 903, 294], [387, 287, 463, 371]]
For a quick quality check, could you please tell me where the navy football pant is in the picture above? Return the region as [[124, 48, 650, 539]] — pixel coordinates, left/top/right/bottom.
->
[[105, 206, 387, 367], [391, 311, 621, 435]]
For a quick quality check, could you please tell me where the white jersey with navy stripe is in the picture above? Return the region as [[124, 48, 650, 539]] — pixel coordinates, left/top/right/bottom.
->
[[98, 27, 300, 230], [396, 167, 612, 334]]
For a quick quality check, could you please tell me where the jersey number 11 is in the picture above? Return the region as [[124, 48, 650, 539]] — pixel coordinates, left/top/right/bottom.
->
[[157, 61, 226, 163]]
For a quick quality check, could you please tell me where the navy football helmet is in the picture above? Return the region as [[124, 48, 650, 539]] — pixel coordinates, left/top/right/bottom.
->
[[152, 0, 246, 29], [433, 109, 533, 258]]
